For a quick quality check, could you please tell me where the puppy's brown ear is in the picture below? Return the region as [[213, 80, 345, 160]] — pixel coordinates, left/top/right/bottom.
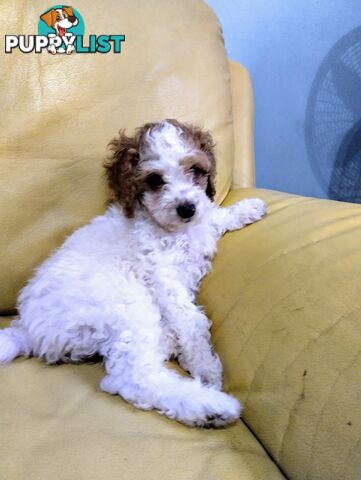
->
[[63, 6, 74, 17], [40, 9, 55, 27], [191, 126, 217, 201], [104, 131, 140, 217]]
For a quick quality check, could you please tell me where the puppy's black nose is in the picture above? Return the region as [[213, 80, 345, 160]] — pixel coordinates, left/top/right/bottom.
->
[[177, 203, 196, 219], [68, 15, 77, 23]]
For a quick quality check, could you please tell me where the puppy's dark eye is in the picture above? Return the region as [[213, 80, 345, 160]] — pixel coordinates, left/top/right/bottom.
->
[[145, 173, 165, 190], [191, 165, 207, 176]]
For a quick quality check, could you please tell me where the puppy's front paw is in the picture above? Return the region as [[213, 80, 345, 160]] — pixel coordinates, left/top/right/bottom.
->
[[238, 198, 267, 224], [47, 44, 57, 55], [66, 44, 75, 55]]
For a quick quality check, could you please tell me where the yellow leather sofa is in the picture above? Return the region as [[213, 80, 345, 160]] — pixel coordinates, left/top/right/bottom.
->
[[1, 1, 360, 479]]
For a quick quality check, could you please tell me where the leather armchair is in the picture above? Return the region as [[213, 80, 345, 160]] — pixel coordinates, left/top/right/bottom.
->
[[1, 1, 360, 479]]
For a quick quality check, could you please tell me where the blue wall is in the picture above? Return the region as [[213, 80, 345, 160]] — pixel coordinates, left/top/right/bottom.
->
[[206, 1, 361, 200]]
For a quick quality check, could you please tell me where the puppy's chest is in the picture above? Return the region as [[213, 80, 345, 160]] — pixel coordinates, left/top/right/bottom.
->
[[135, 227, 217, 285], [170, 231, 215, 271]]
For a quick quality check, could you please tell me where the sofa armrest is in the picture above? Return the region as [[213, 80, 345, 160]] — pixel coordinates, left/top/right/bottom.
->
[[228, 61, 255, 189], [199, 187, 361, 480]]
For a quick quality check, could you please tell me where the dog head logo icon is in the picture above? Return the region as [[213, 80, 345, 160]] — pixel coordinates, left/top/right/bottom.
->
[[38, 5, 84, 54], [40, 6, 79, 37]]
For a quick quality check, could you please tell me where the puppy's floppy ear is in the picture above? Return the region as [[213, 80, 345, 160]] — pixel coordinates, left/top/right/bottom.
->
[[40, 9, 55, 27], [104, 130, 140, 217], [63, 6, 74, 17], [189, 125, 217, 201]]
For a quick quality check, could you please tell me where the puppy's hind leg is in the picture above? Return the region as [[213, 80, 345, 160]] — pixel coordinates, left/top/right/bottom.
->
[[100, 325, 241, 428]]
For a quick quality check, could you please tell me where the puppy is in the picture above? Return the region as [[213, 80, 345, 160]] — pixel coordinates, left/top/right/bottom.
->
[[40, 6, 78, 36], [40, 6, 78, 54], [0, 120, 266, 428]]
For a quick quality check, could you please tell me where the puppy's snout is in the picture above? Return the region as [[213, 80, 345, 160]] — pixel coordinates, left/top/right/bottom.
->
[[68, 15, 77, 23], [176, 203, 196, 219]]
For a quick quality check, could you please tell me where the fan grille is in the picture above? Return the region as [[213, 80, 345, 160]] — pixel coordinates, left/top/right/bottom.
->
[[305, 26, 361, 202]]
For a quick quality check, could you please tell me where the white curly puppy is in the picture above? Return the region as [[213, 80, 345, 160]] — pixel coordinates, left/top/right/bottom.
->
[[0, 119, 266, 428]]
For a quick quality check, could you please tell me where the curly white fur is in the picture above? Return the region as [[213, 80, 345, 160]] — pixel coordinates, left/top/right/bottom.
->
[[0, 121, 266, 428]]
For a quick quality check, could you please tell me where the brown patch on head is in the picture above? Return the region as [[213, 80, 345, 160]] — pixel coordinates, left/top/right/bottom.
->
[[180, 153, 211, 172], [165, 119, 217, 200], [180, 153, 211, 192]]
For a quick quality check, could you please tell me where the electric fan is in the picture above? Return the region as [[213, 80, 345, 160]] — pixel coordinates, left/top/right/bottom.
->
[[305, 26, 361, 202]]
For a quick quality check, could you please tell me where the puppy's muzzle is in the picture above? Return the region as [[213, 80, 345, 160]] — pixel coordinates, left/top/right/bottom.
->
[[176, 203, 196, 219]]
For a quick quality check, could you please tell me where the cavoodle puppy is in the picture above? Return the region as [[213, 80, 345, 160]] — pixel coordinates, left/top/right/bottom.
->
[[0, 119, 266, 428]]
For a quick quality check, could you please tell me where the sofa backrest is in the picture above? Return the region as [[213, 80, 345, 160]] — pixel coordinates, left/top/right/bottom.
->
[[0, 0, 234, 311]]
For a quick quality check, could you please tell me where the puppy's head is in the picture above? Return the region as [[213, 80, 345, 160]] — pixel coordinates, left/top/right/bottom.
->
[[104, 119, 216, 231], [40, 7, 78, 34]]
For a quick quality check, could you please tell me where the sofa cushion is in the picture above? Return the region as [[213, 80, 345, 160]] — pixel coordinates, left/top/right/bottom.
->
[[0, 0, 234, 310], [199, 188, 361, 480], [0, 318, 284, 480]]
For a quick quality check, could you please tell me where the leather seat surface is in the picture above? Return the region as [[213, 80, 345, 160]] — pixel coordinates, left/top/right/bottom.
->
[[0, 315, 283, 480], [199, 188, 361, 480]]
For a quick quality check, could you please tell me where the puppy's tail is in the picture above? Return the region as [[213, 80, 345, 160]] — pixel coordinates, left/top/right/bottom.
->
[[0, 323, 30, 363]]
